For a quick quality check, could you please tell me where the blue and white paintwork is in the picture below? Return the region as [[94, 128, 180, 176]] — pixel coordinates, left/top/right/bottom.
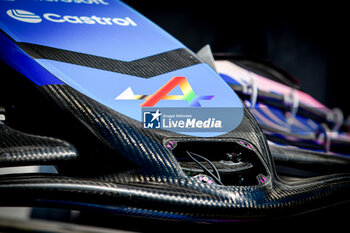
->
[[0, 0, 244, 137]]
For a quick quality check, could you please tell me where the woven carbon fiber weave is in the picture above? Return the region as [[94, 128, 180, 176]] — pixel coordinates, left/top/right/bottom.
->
[[0, 123, 77, 167], [1, 84, 348, 221]]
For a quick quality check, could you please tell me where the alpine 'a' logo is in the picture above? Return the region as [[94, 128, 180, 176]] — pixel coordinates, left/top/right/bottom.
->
[[6, 9, 42, 23], [115, 76, 214, 107]]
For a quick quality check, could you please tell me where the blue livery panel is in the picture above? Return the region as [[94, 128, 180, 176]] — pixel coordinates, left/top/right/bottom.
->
[[0, 0, 244, 137]]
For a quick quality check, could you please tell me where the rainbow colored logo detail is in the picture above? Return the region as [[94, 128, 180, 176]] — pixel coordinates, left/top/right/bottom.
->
[[115, 76, 214, 107]]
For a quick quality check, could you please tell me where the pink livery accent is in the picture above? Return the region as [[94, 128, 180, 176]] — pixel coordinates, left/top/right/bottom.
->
[[215, 60, 327, 109]]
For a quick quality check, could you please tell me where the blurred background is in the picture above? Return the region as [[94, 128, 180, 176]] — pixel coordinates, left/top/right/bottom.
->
[[125, 1, 350, 116]]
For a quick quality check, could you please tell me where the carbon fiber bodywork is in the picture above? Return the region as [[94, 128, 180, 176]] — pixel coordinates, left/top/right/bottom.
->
[[18, 43, 202, 78], [1, 84, 350, 222], [0, 0, 350, 223], [270, 143, 350, 175], [0, 122, 77, 167]]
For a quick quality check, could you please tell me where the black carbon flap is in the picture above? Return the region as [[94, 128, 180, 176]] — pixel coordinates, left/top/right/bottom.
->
[[0, 123, 77, 167]]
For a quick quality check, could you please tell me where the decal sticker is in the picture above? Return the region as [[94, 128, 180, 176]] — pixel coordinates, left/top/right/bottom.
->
[[6, 9, 42, 23], [6, 8, 137, 26], [0, 0, 244, 137], [115, 76, 214, 107]]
